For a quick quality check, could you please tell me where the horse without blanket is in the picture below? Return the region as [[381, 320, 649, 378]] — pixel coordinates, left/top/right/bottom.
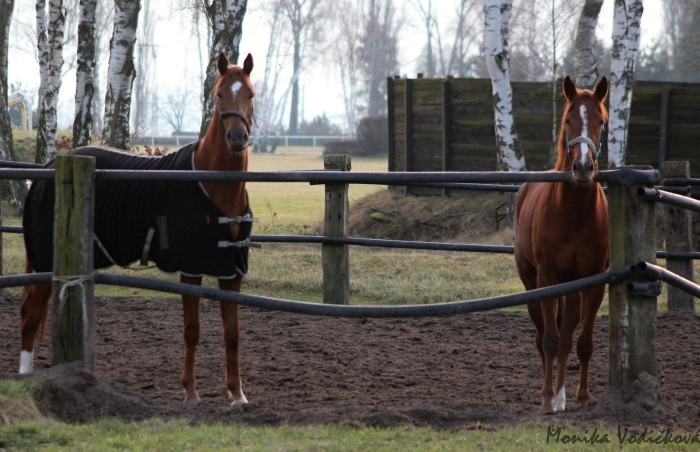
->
[[20, 52, 256, 407], [515, 76, 610, 412]]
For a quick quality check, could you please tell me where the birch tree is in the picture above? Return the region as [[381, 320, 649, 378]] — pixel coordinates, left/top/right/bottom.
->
[[199, 0, 248, 138], [0, 0, 12, 99], [35, 0, 66, 164], [484, 0, 526, 171], [102, 0, 140, 150], [573, 0, 603, 89], [280, 0, 324, 135], [132, 0, 154, 135], [91, 0, 113, 136], [607, 0, 643, 168], [72, 0, 97, 148]]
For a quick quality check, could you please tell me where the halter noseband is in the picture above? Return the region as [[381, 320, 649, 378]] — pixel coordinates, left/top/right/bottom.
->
[[565, 130, 603, 165], [217, 102, 251, 134]]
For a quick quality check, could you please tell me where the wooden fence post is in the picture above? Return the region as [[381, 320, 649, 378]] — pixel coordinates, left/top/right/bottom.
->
[[323, 155, 350, 305], [662, 161, 694, 312], [52, 155, 96, 369], [607, 166, 657, 399]]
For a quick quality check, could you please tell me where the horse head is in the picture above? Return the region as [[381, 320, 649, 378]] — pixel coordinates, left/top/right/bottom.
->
[[559, 75, 608, 183], [214, 52, 254, 152]]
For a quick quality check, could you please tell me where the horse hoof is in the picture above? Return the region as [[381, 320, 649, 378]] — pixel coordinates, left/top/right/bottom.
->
[[183, 398, 202, 407], [230, 395, 248, 408]]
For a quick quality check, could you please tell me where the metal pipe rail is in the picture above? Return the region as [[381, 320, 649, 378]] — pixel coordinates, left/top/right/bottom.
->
[[406, 182, 689, 195], [637, 261, 700, 299], [94, 265, 635, 318], [0, 167, 661, 185], [637, 187, 700, 214], [663, 178, 700, 186]]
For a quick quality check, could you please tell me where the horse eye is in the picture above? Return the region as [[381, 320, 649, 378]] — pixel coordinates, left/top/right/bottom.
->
[[216, 92, 222, 98], [565, 119, 570, 125]]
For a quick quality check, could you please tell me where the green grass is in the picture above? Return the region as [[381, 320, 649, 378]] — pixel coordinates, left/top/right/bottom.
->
[[2, 419, 698, 451]]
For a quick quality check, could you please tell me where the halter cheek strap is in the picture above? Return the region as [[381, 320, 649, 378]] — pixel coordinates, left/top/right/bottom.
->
[[565, 130, 603, 164]]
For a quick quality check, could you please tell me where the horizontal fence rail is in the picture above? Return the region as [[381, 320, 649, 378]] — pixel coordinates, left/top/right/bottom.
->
[[93, 266, 636, 318], [3, 226, 700, 260], [0, 167, 661, 185], [638, 187, 700, 214], [637, 261, 700, 299]]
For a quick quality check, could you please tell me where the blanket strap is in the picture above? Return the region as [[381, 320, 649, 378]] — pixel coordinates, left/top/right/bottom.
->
[[218, 214, 259, 224], [140, 228, 156, 266], [218, 238, 262, 249]]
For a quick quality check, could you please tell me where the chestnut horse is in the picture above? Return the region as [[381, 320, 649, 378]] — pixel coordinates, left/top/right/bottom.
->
[[514, 76, 609, 412], [19, 52, 255, 407]]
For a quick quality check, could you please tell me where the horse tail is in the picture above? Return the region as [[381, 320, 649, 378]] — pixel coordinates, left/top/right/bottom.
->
[[20, 258, 52, 343]]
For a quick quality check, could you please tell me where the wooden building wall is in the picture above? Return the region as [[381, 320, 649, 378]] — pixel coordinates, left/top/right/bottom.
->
[[388, 77, 700, 195]]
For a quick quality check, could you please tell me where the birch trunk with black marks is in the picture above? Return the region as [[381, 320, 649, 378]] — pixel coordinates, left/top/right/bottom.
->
[[199, 0, 248, 138], [35, 0, 65, 164], [574, 0, 604, 89], [91, 0, 113, 136], [607, 0, 643, 168], [73, 0, 97, 148], [484, 0, 526, 172], [0, 0, 29, 208], [102, 0, 139, 150]]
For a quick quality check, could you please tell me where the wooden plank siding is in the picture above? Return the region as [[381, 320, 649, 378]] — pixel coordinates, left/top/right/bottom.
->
[[388, 78, 700, 191]]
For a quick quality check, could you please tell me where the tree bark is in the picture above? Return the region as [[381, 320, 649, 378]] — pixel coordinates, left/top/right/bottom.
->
[[574, 0, 604, 89], [199, 0, 248, 138], [289, 31, 300, 134], [35, 0, 65, 164], [101, 0, 140, 150], [91, 0, 113, 136], [608, 0, 643, 168], [73, 0, 96, 148], [484, 0, 526, 172], [0, 0, 13, 99]]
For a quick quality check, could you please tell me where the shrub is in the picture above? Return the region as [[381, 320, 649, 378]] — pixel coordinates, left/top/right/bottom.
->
[[323, 115, 388, 156]]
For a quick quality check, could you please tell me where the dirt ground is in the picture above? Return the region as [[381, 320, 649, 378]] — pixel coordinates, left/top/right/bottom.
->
[[1, 294, 700, 430]]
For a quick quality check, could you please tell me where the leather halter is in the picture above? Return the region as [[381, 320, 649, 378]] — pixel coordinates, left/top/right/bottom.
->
[[217, 102, 251, 134], [565, 129, 603, 165]]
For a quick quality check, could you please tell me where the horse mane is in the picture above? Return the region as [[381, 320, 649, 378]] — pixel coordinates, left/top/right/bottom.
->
[[554, 90, 608, 171]]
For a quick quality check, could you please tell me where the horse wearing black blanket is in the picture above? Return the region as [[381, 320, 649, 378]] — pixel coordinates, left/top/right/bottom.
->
[[20, 53, 256, 406]]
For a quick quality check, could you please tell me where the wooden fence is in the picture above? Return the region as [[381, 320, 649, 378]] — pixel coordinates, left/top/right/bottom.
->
[[388, 77, 700, 196]]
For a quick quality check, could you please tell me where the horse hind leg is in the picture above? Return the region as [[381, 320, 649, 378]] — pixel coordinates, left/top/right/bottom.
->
[[19, 261, 52, 374], [576, 285, 605, 407], [181, 275, 203, 405], [552, 292, 581, 412], [218, 277, 247, 407]]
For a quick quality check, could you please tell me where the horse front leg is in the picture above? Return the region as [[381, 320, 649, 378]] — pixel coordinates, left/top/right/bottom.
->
[[180, 275, 203, 405], [218, 277, 247, 406], [19, 279, 52, 374], [553, 292, 581, 412], [576, 285, 605, 407]]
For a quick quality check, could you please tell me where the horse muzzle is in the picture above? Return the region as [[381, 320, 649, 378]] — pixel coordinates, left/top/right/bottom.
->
[[226, 128, 249, 152], [572, 159, 595, 183]]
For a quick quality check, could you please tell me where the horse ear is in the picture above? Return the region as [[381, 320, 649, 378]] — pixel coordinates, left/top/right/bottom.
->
[[243, 53, 253, 75], [594, 76, 609, 102], [217, 53, 229, 76], [563, 75, 577, 101]]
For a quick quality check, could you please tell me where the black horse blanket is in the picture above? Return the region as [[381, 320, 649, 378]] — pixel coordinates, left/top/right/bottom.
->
[[24, 141, 253, 279]]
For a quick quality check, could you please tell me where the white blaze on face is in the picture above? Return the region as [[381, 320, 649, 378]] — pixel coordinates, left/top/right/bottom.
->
[[230, 81, 242, 100], [19, 350, 33, 374], [578, 104, 590, 166]]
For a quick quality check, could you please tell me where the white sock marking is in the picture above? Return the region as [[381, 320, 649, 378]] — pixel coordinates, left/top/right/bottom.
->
[[553, 386, 566, 412], [231, 392, 248, 407], [19, 351, 33, 374]]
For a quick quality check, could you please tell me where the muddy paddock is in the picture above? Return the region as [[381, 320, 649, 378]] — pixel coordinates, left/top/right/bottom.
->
[[1, 295, 700, 430]]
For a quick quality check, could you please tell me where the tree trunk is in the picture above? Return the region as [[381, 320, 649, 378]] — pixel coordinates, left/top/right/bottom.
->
[[573, 0, 604, 89], [484, 0, 526, 172], [608, 0, 643, 168], [91, 0, 112, 137], [133, 0, 153, 135], [0, 0, 13, 99], [73, 0, 97, 148], [289, 33, 300, 134], [35, 0, 66, 164], [102, 0, 140, 150], [199, 0, 248, 138]]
